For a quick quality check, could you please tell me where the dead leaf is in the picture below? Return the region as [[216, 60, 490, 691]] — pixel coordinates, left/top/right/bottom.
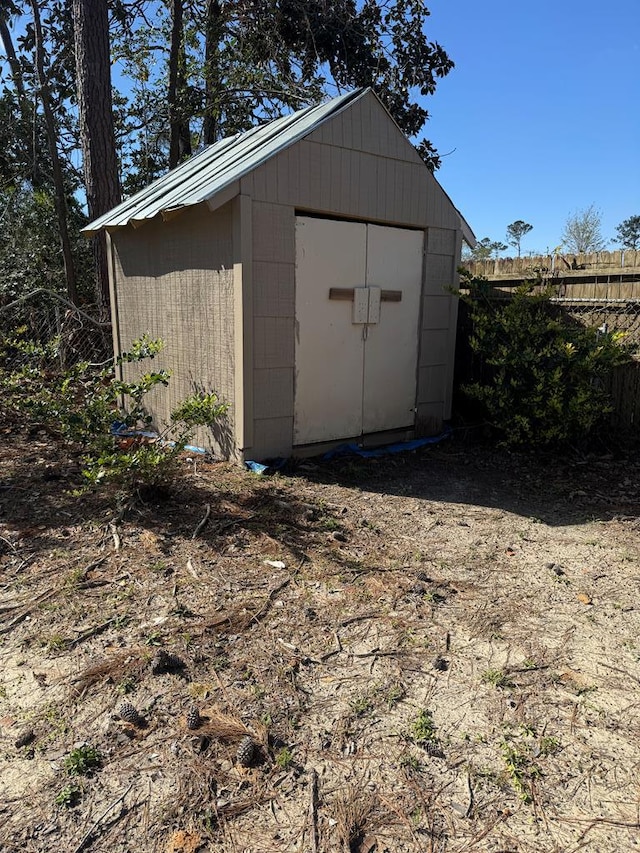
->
[[139, 530, 161, 551], [166, 829, 202, 853]]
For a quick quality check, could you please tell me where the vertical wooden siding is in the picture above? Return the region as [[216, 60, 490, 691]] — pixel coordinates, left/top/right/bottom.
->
[[111, 203, 237, 457]]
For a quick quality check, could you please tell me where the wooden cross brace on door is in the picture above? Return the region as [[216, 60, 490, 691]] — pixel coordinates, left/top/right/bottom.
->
[[329, 286, 402, 325]]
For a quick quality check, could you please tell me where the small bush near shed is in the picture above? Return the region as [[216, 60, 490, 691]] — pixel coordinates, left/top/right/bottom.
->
[[458, 270, 633, 448], [0, 334, 228, 495]]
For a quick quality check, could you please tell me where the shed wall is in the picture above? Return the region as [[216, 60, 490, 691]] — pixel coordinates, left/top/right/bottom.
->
[[110, 202, 237, 458], [241, 99, 461, 460]]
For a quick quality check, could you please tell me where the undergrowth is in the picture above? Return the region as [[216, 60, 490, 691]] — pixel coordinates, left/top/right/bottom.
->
[[458, 270, 633, 448], [0, 332, 228, 495]]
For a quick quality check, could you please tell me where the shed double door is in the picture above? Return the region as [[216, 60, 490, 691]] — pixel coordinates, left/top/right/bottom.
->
[[294, 216, 423, 446]]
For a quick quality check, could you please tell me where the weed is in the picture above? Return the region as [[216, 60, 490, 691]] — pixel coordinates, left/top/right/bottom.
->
[[55, 782, 81, 809], [46, 634, 68, 653], [399, 753, 421, 771], [0, 685, 7, 699], [63, 744, 102, 776], [576, 684, 598, 697], [117, 675, 137, 695], [275, 746, 293, 770], [411, 709, 438, 746], [539, 735, 560, 757], [319, 516, 342, 532], [384, 684, 405, 708], [38, 703, 68, 745], [501, 741, 538, 804], [64, 567, 85, 589], [481, 668, 514, 689], [350, 696, 374, 717], [422, 590, 446, 605], [144, 631, 163, 646]]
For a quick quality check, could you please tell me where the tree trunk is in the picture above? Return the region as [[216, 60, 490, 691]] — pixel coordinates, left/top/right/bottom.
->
[[168, 0, 191, 168], [29, 0, 78, 304], [72, 0, 120, 314], [0, 11, 39, 185], [202, 0, 223, 146]]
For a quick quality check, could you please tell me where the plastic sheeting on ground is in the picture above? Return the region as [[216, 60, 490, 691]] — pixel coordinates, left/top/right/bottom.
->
[[245, 426, 452, 474]]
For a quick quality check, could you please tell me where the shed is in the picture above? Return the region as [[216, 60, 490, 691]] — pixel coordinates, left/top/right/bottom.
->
[[85, 88, 471, 462]]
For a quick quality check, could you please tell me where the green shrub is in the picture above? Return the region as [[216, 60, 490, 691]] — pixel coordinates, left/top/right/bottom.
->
[[458, 271, 632, 447], [0, 334, 228, 494]]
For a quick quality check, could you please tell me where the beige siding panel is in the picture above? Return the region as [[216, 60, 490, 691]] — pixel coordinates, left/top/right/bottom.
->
[[443, 231, 462, 419], [112, 203, 236, 458], [263, 155, 280, 203], [252, 202, 295, 263], [416, 401, 445, 435], [422, 296, 452, 330], [253, 262, 295, 317], [232, 193, 253, 451], [254, 316, 295, 368], [251, 416, 294, 459], [253, 368, 294, 419], [277, 146, 299, 204], [239, 170, 253, 196], [251, 161, 267, 202], [424, 253, 456, 296], [428, 228, 457, 256], [305, 142, 323, 209], [418, 364, 447, 403], [419, 329, 450, 367], [306, 91, 423, 164], [250, 138, 460, 231]]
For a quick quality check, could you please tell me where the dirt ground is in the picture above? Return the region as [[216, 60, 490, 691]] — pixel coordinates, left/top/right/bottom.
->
[[0, 431, 639, 853]]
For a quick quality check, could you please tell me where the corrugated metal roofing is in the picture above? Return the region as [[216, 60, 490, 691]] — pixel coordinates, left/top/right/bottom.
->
[[83, 88, 369, 235]]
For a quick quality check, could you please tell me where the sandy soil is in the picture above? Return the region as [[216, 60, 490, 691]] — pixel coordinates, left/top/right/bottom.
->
[[0, 432, 639, 853]]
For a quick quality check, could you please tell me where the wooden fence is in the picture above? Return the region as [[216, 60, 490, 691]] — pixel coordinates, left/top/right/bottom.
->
[[606, 360, 640, 434], [465, 250, 640, 288]]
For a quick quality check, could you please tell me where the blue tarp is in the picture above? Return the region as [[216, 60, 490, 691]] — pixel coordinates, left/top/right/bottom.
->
[[110, 422, 208, 455], [322, 427, 452, 460], [245, 426, 452, 473]]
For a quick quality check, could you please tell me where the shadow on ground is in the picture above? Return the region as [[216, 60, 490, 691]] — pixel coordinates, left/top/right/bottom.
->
[[289, 439, 640, 527]]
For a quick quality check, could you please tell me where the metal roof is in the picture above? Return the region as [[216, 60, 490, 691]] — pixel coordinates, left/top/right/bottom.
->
[[83, 89, 369, 235]]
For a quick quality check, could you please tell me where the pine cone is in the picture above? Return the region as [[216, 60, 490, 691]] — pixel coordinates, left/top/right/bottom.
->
[[118, 701, 141, 725], [166, 652, 185, 671], [150, 649, 170, 675], [150, 649, 185, 675], [186, 705, 201, 730], [235, 735, 255, 767]]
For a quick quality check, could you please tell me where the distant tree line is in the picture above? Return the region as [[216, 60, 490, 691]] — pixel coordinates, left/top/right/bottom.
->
[[466, 209, 640, 261], [0, 0, 454, 309]]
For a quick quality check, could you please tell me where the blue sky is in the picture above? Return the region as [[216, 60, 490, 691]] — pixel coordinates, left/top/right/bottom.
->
[[422, 0, 640, 254]]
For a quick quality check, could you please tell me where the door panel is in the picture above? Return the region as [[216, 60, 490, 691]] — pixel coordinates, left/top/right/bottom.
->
[[363, 224, 423, 433], [294, 216, 423, 446], [294, 217, 366, 445]]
